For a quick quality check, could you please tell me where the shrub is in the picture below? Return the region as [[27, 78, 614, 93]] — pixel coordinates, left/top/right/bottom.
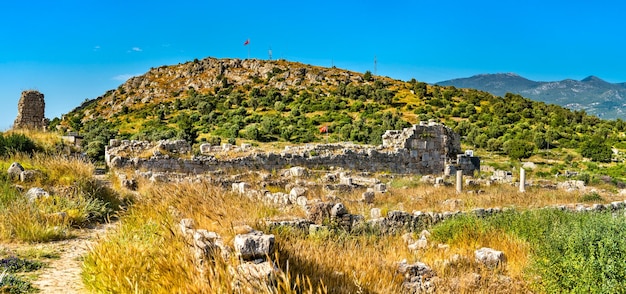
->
[[0, 273, 36, 293], [0, 134, 38, 156], [578, 192, 603, 202], [0, 256, 43, 273]]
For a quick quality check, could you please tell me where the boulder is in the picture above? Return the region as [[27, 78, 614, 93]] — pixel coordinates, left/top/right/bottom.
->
[[289, 166, 307, 177], [232, 182, 250, 194], [296, 196, 308, 207], [397, 260, 436, 293], [362, 190, 375, 204], [233, 260, 281, 292], [19, 170, 40, 182], [289, 187, 307, 203], [306, 202, 334, 224], [234, 233, 275, 261], [179, 218, 196, 236], [408, 237, 428, 251], [374, 183, 387, 193], [25, 187, 49, 203], [475, 247, 506, 268], [7, 162, 24, 180], [370, 208, 382, 219], [330, 203, 348, 218]]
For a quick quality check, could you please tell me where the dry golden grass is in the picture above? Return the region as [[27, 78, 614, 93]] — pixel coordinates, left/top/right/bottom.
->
[[5, 129, 67, 152], [335, 177, 620, 219], [0, 151, 124, 242], [83, 173, 594, 293]]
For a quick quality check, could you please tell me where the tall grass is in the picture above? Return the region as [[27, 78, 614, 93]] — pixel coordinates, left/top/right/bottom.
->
[[0, 148, 125, 242], [428, 209, 626, 293]]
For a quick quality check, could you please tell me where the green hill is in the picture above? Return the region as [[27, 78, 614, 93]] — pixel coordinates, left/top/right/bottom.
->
[[52, 57, 626, 164]]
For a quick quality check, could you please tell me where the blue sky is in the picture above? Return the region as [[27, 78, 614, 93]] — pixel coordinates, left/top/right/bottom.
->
[[1, 0, 626, 130]]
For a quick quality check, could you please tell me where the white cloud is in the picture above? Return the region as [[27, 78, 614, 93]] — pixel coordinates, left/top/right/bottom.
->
[[93, 45, 101, 51], [112, 73, 141, 81], [131, 47, 142, 52]]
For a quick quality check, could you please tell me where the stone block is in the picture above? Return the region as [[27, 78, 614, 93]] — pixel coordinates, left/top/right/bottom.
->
[[330, 203, 348, 218], [7, 162, 24, 180], [475, 247, 506, 268], [370, 208, 382, 219], [25, 187, 49, 203], [234, 233, 275, 261], [362, 191, 375, 203]]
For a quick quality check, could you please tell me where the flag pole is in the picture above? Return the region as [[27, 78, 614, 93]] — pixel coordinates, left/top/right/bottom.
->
[[244, 38, 250, 59]]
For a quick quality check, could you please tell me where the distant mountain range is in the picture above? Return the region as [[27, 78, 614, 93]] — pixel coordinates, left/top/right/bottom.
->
[[436, 73, 626, 119]]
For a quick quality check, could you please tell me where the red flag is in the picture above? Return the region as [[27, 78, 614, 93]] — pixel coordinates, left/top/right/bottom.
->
[[244, 39, 250, 46], [319, 125, 328, 134]]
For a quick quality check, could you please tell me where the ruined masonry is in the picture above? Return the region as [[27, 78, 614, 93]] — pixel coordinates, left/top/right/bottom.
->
[[105, 122, 480, 175], [14, 90, 46, 130]]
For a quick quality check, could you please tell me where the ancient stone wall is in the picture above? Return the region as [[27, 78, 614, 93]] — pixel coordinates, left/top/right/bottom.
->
[[14, 90, 46, 129], [105, 123, 480, 175]]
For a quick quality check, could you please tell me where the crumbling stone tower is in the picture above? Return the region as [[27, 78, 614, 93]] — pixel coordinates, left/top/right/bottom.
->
[[14, 90, 46, 130]]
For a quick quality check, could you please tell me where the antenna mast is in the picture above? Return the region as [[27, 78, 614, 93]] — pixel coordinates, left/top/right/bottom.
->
[[374, 55, 377, 76]]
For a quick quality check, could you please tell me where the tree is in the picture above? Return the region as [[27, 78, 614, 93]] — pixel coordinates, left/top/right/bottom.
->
[[175, 114, 198, 143], [579, 136, 612, 162], [503, 139, 535, 160], [363, 70, 373, 81]]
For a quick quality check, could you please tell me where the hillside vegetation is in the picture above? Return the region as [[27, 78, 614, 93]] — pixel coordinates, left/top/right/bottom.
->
[[53, 57, 626, 166]]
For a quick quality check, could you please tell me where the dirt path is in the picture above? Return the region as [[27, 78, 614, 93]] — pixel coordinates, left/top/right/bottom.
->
[[2, 223, 116, 294]]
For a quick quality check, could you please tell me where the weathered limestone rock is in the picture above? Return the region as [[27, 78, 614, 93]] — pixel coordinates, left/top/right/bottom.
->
[[19, 170, 40, 182], [475, 247, 506, 268], [362, 189, 375, 204], [330, 203, 348, 219], [306, 202, 334, 224], [121, 178, 138, 190], [296, 196, 308, 207], [289, 166, 307, 177], [25, 187, 49, 203], [234, 233, 275, 261], [232, 182, 251, 194], [408, 237, 428, 251], [193, 229, 228, 260], [233, 260, 281, 292], [289, 187, 307, 203], [179, 218, 195, 236], [14, 90, 46, 130], [7, 162, 24, 180], [200, 143, 212, 154], [370, 207, 382, 219], [442, 198, 463, 210], [557, 180, 586, 191], [374, 183, 387, 193], [397, 260, 437, 293], [157, 139, 191, 154]]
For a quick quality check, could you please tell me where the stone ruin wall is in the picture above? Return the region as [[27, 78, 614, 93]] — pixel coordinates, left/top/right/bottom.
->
[[14, 90, 46, 130], [105, 123, 479, 175]]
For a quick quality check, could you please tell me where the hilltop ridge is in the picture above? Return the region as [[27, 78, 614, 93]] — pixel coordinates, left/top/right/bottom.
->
[[55, 57, 625, 163]]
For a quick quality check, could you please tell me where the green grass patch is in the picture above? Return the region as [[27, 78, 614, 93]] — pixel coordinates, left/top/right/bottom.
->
[[578, 192, 604, 202], [0, 272, 37, 294], [430, 209, 626, 293]]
